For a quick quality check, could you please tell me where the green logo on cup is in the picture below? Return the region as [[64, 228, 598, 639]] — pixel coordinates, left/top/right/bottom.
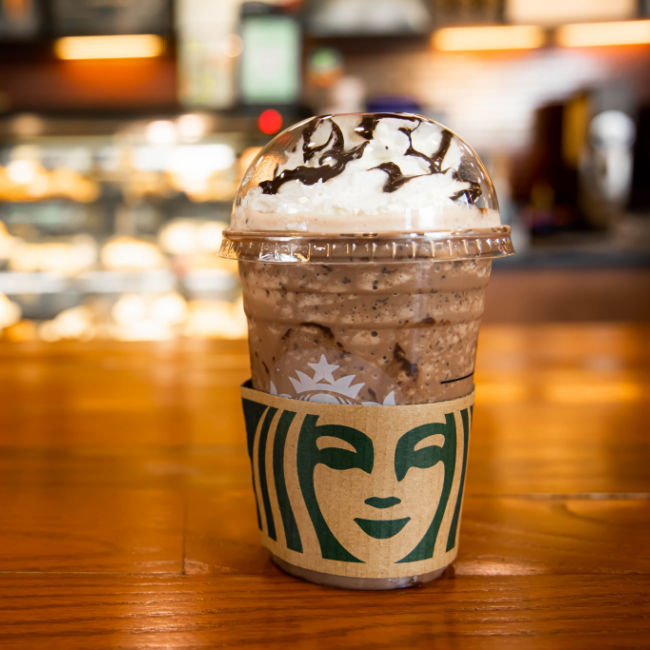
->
[[242, 391, 471, 569]]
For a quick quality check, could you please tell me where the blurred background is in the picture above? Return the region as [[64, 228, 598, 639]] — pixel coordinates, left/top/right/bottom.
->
[[0, 0, 648, 342]]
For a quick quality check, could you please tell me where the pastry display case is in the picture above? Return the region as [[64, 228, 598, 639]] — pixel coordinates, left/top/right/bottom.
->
[[0, 113, 265, 341]]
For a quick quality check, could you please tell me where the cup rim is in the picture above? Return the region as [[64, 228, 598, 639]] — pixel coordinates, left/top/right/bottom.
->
[[219, 226, 514, 263]]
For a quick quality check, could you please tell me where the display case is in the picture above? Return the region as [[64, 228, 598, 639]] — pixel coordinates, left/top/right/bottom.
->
[[0, 113, 267, 341]]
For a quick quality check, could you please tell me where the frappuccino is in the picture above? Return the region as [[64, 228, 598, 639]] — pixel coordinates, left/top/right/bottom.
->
[[221, 113, 513, 589]]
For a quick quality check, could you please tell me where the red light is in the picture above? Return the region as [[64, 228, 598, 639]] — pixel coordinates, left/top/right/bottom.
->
[[258, 109, 283, 135]]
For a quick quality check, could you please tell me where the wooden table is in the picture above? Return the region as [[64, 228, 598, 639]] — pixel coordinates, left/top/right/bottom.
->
[[1, 324, 648, 648]]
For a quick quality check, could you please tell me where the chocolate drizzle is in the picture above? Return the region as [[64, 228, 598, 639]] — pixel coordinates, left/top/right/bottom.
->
[[302, 118, 332, 162], [260, 118, 369, 194], [373, 127, 454, 192], [356, 115, 380, 140], [406, 126, 452, 174], [375, 123, 482, 203], [355, 113, 412, 140], [451, 155, 482, 203], [371, 162, 411, 192], [259, 114, 482, 204], [450, 183, 482, 203]]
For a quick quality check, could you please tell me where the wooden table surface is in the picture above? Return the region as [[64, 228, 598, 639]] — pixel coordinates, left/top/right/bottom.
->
[[1, 323, 648, 649]]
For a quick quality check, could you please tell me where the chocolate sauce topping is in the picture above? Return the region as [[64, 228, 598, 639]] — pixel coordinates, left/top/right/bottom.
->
[[372, 162, 412, 192], [260, 118, 369, 194], [259, 115, 482, 204], [302, 117, 331, 163], [373, 127, 455, 193], [451, 155, 482, 203], [356, 115, 380, 140], [355, 113, 415, 140]]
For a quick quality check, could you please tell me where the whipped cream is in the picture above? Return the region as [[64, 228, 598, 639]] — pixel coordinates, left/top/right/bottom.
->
[[232, 113, 500, 233]]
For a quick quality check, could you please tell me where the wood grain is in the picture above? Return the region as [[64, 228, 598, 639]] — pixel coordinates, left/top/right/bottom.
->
[[0, 574, 647, 649], [0, 324, 648, 648], [183, 492, 650, 577], [0, 485, 183, 573]]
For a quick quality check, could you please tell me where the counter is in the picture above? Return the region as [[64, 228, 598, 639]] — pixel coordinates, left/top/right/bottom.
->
[[0, 324, 648, 647]]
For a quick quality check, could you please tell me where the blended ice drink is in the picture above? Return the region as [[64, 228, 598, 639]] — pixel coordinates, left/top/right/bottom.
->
[[220, 113, 513, 589]]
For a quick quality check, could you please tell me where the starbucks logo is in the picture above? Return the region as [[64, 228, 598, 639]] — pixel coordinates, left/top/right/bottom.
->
[[241, 385, 473, 577], [270, 354, 396, 405]]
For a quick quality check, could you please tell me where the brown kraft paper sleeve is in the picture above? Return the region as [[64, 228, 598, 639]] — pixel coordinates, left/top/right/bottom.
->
[[240, 382, 474, 580]]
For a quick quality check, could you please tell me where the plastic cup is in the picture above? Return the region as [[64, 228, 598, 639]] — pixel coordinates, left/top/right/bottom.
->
[[221, 113, 513, 589]]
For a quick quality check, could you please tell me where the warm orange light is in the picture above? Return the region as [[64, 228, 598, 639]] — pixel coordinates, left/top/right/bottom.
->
[[432, 25, 545, 52], [54, 34, 164, 60], [555, 19, 650, 47], [543, 381, 643, 404], [475, 381, 528, 404]]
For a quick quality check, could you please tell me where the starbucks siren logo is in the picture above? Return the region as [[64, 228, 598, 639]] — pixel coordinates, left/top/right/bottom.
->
[[240, 384, 474, 577], [270, 354, 396, 405]]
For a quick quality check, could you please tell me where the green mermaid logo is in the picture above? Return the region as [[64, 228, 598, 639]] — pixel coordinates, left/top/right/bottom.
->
[[242, 386, 471, 573]]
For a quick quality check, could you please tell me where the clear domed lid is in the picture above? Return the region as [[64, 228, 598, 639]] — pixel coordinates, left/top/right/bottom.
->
[[221, 113, 513, 262]]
